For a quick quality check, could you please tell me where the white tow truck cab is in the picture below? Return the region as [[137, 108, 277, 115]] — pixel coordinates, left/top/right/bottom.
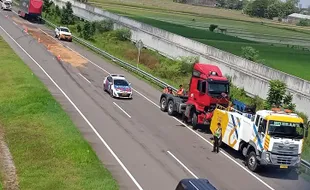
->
[[1, 0, 12, 11], [210, 105, 308, 172]]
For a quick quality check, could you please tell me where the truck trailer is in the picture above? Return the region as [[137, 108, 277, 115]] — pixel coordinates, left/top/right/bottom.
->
[[210, 105, 309, 172], [18, 0, 43, 21], [159, 63, 230, 129]]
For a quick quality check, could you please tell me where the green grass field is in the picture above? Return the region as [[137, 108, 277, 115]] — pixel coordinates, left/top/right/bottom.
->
[[0, 36, 118, 189], [89, 0, 310, 81]]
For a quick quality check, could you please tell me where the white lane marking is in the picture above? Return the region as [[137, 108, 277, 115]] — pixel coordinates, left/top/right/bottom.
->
[[113, 102, 131, 118], [167, 151, 198, 179], [20, 20, 274, 190], [172, 118, 274, 190], [78, 73, 91, 84], [69, 49, 275, 190], [13, 22, 17, 25], [0, 25, 144, 190]]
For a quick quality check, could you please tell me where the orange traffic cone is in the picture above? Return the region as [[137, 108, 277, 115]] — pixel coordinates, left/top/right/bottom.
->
[[5, 15, 8, 18], [24, 26, 28, 33], [38, 37, 41, 43], [47, 45, 50, 50], [57, 55, 61, 60]]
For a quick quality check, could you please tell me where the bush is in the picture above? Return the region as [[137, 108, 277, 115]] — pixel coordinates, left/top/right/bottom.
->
[[209, 24, 218, 32], [114, 28, 132, 41], [96, 19, 114, 33], [297, 19, 310, 26], [241, 46, 259, 62]]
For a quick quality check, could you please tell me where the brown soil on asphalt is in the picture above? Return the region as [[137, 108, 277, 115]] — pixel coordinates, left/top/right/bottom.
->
[[11, 17, 88, 68], [0, 127, 19, 190]]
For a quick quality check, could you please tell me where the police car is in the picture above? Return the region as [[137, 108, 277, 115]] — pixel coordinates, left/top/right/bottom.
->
[[103, 74, 133, 99]]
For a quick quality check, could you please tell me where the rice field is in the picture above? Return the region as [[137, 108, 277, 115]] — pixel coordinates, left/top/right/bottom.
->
[[89, 0, 310, 81]]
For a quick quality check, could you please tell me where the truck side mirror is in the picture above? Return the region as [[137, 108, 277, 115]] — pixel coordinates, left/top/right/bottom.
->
[[305, 121, 309, 138], [201, 81, 207, 93]]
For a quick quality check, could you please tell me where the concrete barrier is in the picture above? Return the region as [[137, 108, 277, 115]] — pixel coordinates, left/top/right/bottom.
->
[[51, 0, 310, 117]]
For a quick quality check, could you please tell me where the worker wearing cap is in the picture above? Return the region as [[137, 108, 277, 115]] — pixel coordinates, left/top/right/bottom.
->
[[212, 122, 222, 153], [176, 85, 184, 96]]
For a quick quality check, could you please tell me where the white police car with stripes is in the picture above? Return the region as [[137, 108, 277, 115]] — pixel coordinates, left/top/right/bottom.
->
[[103, 74, 133, 99]]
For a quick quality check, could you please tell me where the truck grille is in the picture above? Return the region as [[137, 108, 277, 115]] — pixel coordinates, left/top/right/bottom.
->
[[271, 155, 295, 165], [272, 142, 299, 155]]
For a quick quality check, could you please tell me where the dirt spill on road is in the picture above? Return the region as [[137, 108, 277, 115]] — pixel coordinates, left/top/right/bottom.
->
[[11, 16, 88, 68]]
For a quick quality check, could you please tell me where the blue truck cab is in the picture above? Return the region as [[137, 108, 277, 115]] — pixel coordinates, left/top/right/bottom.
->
[[175, 178, 217, 190]]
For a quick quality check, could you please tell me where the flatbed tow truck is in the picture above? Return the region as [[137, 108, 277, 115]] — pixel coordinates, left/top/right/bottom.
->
[[159, 63, 230, 129], [210, 105, 309, 172]]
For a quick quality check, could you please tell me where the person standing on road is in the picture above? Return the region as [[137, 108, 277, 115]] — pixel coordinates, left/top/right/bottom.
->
[[212, 122, 222, 153]]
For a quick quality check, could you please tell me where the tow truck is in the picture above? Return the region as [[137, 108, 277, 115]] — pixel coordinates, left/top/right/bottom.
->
[[159, 63, 230, 129], [210, 105, 308, 172]]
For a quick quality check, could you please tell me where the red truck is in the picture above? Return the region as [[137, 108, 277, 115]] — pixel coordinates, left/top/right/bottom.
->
[[18, 0, 43, 21], [159, 63, 230, 129]]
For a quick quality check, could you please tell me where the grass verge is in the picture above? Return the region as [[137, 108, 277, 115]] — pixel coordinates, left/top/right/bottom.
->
[[89, 0, 310, 81], [0, 35, 118, 189], [42, 9, 309, 161]]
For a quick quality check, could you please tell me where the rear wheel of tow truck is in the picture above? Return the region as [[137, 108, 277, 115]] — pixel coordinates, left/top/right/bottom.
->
[[247, 151, 259, 172], [160, 97, 168, 112], [192, 112, 198, 130], [167, 100, 175, 116]]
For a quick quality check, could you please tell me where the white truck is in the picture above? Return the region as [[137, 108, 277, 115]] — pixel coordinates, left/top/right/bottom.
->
[[1, 0, 12, 11], [210, 105, 308, 172], [54, 26, 72, 42]]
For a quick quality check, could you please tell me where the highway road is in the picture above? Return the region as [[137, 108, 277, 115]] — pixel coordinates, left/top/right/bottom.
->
[[0, 8, 309, 190]]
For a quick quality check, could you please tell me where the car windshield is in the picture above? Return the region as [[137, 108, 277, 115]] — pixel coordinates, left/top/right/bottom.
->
[[60, 28, 70, 32], [208, 82, 229, 94], [268, 120, 304, 139], [114, 79, 129, 86]]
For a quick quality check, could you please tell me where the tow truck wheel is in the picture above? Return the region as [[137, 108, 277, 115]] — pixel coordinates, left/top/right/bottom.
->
[[160, 97, 168, 112], [192, 112, 198, 130], [247, 151, 259, 172], [167, 100, 175, 116]]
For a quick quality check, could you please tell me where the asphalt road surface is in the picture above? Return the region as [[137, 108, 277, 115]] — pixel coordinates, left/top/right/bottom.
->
[[0, 8, 309, 190]]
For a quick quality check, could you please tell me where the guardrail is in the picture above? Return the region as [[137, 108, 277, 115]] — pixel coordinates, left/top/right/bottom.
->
[[41, 17, 310, 170], [42, 18, 178, 92]]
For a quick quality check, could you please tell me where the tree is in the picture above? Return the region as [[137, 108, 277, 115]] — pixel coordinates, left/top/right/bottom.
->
[[209, 24, 218, 32], [82, 21, 92, 40], [60, 2, 74, 25], [241, 46, 259, 62], [266, 80, 295, 110], [43, 0, 54, 16], [266, 1, 282, 19], [96, 19, 114, 33]]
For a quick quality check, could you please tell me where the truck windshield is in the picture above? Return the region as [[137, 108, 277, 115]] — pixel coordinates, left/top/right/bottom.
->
[[268, 120, 304, 139], [208, 82, 229, 94]]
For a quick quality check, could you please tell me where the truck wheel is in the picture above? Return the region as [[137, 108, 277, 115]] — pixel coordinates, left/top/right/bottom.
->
[[247, 151, 259, 172], [192, 112, 198, 130], [167, 100, 175, 116], [160, 97, 168, 112]]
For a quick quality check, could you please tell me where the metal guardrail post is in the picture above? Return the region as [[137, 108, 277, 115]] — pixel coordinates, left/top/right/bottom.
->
[[41, 17, 310, 170]]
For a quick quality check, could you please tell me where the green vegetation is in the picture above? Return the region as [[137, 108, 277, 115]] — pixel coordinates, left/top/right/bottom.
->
[[127, 15, 310, 81], [0, 35, 118, 189], [88, 0, 310, 81], [43, 1, 310, 161]]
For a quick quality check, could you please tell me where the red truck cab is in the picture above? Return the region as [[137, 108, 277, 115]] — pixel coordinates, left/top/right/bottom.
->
[[160, 63, 230, 129]]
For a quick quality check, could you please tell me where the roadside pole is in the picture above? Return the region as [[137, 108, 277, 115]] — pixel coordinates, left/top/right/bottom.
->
[[136, 39, 143, 68]]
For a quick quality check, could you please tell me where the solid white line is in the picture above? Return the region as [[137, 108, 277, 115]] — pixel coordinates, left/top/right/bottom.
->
[[172, 118, 274, 190], [22, 19, 274, 190], [78, 73, 91, 84], [51, 34, 274, 189], [0, 25, 143, 190], [113, 102, 131, 118], [167, 151, 198, 179], [13, 22, 17, 25]]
